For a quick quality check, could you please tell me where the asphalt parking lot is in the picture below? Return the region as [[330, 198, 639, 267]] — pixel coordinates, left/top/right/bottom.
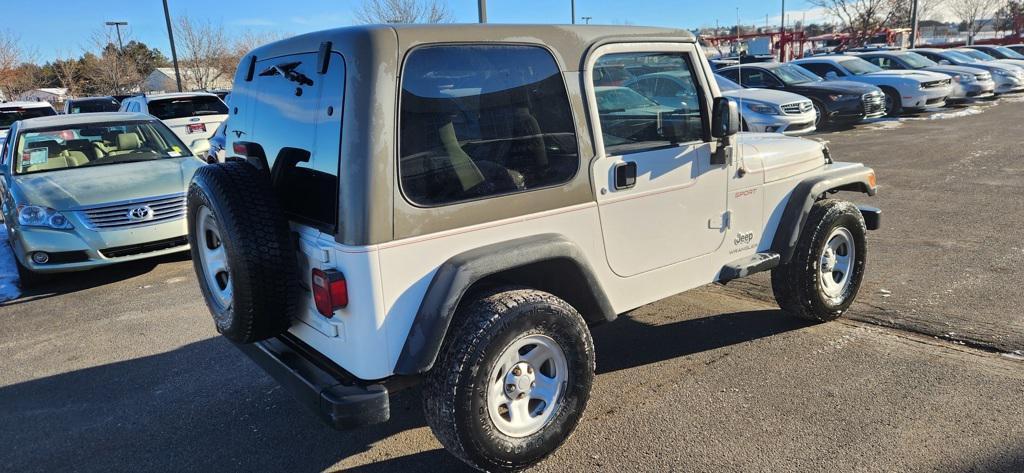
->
[[2, 99, 1024, 472]]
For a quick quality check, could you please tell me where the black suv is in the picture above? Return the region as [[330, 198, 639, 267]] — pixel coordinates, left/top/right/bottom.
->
[[718, 61, 886, 128]]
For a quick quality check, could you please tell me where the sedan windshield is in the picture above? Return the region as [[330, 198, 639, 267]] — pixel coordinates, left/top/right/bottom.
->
[[995, 46, 1024, 59], [841, 58, 883, 75], [0, 107, 56, 131], [13, 121, 192, 175], [942, 51, 979, 63], [715, 74, 743, 91], [959, 49, 996, 61], [774, 64, 823, 85], [596, 87, 661, 112], [147, 96, 228, 120], [901, 52, 937, 69]]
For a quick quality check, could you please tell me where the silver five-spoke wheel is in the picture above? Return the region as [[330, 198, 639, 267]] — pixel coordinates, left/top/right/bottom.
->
[[819, 227, 854, 301], [486, 334, 568, 438], [196, 206, 231, 311]]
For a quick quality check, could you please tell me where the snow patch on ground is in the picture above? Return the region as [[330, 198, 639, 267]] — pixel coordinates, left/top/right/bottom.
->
[[915, 106, 986, 121], [858, 118, 905, 131], [0, 226, 21, 303]]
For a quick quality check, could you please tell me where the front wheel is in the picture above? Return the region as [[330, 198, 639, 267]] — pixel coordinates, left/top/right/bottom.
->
[[812, 100, 827, 129], [423, 288, 595, 472], [772, 199, 867, 322], [883, 89, 902, 117]]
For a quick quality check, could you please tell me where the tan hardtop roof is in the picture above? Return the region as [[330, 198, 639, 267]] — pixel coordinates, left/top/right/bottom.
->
[[249, 24, 696, 71]]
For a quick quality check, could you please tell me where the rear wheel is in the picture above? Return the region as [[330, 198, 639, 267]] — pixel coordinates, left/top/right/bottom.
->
[[423, 288, 595, 472]]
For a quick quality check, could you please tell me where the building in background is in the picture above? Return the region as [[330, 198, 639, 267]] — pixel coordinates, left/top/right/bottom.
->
[[16, 88, 69, 108], [142, 68, 233, 93]]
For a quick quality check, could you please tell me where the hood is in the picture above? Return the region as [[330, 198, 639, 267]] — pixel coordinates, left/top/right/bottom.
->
[[787, 80, 879, 96], [738, 133, 826, 183], [996, 59, 1024, 69], [924, 65, 990, 77], [12, 158, 204, 211], [723, 88, 810, 105], [865, 69, 948, 81]]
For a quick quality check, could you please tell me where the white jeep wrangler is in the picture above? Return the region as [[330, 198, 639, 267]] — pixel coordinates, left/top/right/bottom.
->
[[187, 24, 880, 472]]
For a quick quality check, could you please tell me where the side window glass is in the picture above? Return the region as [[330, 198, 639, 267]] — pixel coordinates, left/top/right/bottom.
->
[[399, 45, 579, 207], [597, 51, 706, 156], [740, 69, 768, 87], [801, 63, 832, 78]]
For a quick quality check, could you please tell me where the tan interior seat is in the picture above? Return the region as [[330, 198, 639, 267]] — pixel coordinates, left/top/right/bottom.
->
[[22, 140, 89, 173], [109, 133, 142, 156]]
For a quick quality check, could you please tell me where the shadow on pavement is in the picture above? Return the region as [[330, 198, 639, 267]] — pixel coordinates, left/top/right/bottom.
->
[[0, 252, 191, 308], [0, 308, 810, 472], [593, 308, 812, 374]]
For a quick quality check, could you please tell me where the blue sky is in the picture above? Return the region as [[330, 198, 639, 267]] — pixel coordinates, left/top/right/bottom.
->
[[13, 0, 824, 62]]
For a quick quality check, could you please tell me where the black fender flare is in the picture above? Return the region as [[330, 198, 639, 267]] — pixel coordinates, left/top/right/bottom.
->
[[771, 164, 878, 264], [393, 233, 615, 376]]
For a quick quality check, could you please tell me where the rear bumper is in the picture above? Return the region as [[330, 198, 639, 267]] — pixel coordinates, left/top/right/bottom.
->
[[235, 335, 391, 429]]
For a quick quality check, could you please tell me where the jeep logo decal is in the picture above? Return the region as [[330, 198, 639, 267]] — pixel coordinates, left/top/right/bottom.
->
[[734, 231, 755, 246]]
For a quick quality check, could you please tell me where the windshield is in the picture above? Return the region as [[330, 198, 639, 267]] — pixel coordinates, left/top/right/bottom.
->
[[0, 106, 56, 130], [774, 64, 823, 85], [943, 50, 978, 63], [902, 52, 937, 68], [596, 87, 661, 112], [715, 74, 743, 91], [13, 121, 192, 175], [959, 49, 995, 61], [842, 58, 883, 75], [995, 46, 1024, 59], [68, 98, 120, 114], [147, 96, 228, 120]]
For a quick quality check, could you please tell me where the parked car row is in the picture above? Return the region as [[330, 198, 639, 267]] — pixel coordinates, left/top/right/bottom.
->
[[703, 47, 1024, 131]]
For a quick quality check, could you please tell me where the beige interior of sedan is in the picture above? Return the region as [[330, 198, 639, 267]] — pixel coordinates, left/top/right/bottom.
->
[[20, 132, 150, 173]]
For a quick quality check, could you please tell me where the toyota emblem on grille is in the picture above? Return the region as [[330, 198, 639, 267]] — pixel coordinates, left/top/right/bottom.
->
[[127, 206, 154, 221]]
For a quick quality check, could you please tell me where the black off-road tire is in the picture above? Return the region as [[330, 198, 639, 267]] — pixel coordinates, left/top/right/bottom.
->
[[423, 288, 595, 472], [772, 199, 867, 322], [187, 161, 299, 343]]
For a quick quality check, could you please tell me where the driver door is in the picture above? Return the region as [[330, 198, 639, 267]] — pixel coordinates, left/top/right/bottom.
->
[[588, 43, 728, 278]]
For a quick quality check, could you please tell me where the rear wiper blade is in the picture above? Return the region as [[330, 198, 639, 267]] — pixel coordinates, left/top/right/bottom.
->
[[260, 61, 313, 86]]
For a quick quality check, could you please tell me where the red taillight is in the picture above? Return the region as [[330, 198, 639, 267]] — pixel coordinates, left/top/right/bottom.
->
[[311, 268, 348, 317], [232, 142, 248, 155]]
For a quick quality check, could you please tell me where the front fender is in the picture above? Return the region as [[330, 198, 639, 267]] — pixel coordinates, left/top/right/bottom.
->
[[770, 163, 878, 264]]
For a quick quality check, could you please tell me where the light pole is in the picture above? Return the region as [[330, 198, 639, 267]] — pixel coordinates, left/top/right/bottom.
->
[[582, 16, 592, 24], [909, 0, 920, 48], [478, 0, 487, 23], [779, 0, 786, 61], [105, 21, 127, 95], [162, 0, 183, 92], [572, 0, 576, 24]]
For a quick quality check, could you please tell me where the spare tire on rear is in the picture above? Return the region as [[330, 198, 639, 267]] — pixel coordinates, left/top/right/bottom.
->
[[187, 161, 300, 343]]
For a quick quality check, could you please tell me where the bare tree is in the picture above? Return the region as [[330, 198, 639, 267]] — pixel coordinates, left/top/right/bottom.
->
[[808, 0, 898, 41], [355, 0, 454, 24], [174, 16, 230, 90], [215, 30, 286, 80], [82, 28, 141, 95], [0, 30, 38, 100], [51, 51, 83, 97], [887, 0, 947, 27], [948, 0, 1003, 43]]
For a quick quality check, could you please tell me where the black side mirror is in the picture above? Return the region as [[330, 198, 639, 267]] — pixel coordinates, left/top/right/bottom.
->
[[711, 97, 739, 139]]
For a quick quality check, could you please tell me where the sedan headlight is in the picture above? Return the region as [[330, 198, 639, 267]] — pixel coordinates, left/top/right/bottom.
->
[[994, 69, 1013, 77], [17, 205, 74, 230], [954, 73, 974, 83], [745, 102, 780, 115]]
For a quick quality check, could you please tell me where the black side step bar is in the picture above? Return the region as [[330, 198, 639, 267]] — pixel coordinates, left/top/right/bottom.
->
[[719, 252, 781, 283]]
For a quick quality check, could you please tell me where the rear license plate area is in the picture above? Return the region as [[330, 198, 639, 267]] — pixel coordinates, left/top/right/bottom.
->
[[187, 123, 207, 134]]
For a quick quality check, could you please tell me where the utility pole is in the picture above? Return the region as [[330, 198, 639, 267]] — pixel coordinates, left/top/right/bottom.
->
[[162, 0, 183, 92], [105, 21, 128, 95], [909, 0, 920, 48], [780, 0, 786, 61], [478, 0, 487, 23], [571, 0, 576, 25]]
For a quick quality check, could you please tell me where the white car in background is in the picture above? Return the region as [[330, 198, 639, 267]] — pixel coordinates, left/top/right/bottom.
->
[[118, 92, 228, 156], [912, 48, 1024, 95], [714, 74, 817, 135], [1, 102, 57, 140], [955, 48, 1024, 70], [793, 55, 953, 115]]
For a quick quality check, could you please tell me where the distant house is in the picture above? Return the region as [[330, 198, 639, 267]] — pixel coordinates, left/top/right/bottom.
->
[[142, 67, 233, 93], [16, 88, 69, 107]]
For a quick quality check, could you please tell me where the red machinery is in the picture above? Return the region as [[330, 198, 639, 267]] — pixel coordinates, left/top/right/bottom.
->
[[701, 30, 807, 62]]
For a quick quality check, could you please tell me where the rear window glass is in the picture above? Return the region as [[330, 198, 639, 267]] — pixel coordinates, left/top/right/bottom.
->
[[399, 45, 579, 207], [69, 98, 121, 114], [1, 106, 56, 130], [147, 96, 228, 120]]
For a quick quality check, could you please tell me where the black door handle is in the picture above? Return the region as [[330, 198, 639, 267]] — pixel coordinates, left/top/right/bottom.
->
[[614, 162, 637, 190]]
